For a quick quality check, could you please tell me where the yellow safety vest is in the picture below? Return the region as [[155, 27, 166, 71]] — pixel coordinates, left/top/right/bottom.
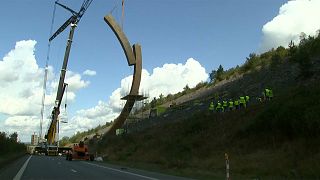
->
[[240, 97, 245, 104], [229, 101, 234, 108], [209, 102, 214, 110]]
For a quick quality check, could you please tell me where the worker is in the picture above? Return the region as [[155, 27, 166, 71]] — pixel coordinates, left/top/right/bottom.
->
[[234, 99, 239, 110], [228, 99, 234, 111], [223, 100, 228, 112], [208, 101, 215, 112], [257, 97, 262, 103], [262, 91, 266, 101], [245, 95, 250, 106], [239, 96, 246, 109], [269, 89, 273, 100], [265, 88, 270, 101], [216, 101, 223, 112]]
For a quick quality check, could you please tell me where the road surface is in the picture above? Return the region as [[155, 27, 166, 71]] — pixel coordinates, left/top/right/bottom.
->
[[0, 155, 192, 180]]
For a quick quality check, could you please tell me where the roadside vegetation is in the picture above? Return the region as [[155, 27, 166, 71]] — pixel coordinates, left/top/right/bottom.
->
[[0, 132, 26, 168], [59, 121, 112, 146]]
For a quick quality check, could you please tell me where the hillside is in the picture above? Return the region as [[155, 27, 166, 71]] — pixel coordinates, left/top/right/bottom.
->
[[64, 34, 320, 179], [95, 80, 320, 179]]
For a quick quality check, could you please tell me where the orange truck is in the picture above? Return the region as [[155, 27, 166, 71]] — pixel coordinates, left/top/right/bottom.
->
[[66, 141, 94, 161]]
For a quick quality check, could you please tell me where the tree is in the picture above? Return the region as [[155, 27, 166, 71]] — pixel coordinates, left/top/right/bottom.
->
[[59, 136, 70, 146], [9, 132, 18, 142], [288, 40, 297, 57], [216, 65, 224, 81], [209, 70, 217, 83], [242, 53, 259, 72], [157, 94, 164, 105]]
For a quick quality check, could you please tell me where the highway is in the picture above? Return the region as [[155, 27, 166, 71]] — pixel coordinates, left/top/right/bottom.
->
[[0, 155, 192, 180]]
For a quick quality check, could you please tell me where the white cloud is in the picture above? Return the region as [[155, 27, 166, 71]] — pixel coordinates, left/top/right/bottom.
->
[[60, 101, 118, 136], [0, 40, 90, 142], [108, 58, 208, 113], [65, 71, 90, 92], [260, 0, 320, 52], [83, 69, 96, 76], [3, 116, 49, 142]]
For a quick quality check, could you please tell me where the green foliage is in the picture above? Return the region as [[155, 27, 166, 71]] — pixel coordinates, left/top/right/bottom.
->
[[270, 46, 288, 68], [290, 32, 320, 78], [216, 64, 224, 81], [156, 106, 167, 115], [243, 85, 320, 140], [209, 70, 216, 82], [240, 53, 261, 73], [59, 136, 70, 146], [0, 132, 25, 156]]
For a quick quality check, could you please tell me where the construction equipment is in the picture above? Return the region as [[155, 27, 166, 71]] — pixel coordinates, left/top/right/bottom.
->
[[44, 0, 93, 155], [66, 141, 94, 161]]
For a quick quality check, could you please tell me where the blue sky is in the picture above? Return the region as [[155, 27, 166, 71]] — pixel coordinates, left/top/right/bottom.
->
[[0, 0, 285, 108], [1, 0, 319, 142]]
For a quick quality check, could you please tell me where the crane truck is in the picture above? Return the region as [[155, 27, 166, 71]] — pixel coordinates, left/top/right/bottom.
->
[[42, 0, 93, 156]]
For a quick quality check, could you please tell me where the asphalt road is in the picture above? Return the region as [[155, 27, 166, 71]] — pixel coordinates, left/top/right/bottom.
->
[[0, 155, 193, 180]]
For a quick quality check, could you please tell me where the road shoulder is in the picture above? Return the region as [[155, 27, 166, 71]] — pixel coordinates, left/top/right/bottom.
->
[[0, 154, 29, 180]]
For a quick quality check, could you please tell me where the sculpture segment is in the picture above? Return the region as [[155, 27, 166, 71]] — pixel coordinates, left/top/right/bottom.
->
[[104, 14, 144, 135], [104, 15, 136, 66]]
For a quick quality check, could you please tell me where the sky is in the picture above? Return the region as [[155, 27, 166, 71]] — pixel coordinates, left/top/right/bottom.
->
[[0, 0, 319, 142]]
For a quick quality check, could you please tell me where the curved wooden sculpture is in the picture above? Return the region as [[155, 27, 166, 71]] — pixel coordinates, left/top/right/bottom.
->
[[104, 14, 143, 135]]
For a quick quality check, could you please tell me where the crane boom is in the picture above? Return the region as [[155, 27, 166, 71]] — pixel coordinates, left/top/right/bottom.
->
[[49, 0, 93, 42], [45, 0, 93, 146]]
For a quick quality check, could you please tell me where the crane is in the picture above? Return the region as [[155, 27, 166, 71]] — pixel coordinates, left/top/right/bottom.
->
[[44, 0, 93, 155]]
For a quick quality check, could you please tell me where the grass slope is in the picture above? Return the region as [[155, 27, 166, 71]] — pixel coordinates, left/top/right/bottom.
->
[[98, 83, 320, 179]]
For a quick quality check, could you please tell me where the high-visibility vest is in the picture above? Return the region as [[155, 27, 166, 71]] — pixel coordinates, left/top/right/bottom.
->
[[239, 97, 246, 104], [223, 101, 228, 107], [216, 102, 222, 110], [209, 102, 214, 110], [229, 101, 234, 108], [245, 96, 249, 102], [265, 89, 270, 97], [269, 90, 273, 97], [234, 100, 239, 106]]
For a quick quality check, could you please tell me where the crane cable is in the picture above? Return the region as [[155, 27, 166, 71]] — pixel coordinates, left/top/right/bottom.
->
[[40, 0, 59, 140], [121, 0, 124, 30], [109, 0, 125, 30]]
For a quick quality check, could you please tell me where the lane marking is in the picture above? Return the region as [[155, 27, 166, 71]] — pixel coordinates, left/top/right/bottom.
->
[[13, 155, 32, 180], [71, 169, 77, 173], [83, 162, 159, 180]]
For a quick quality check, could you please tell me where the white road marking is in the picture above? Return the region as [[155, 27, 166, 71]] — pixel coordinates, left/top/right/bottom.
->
[[83, 162, 159, 180], [71, 169, 77, 173], [13, 155, 32, 180]]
